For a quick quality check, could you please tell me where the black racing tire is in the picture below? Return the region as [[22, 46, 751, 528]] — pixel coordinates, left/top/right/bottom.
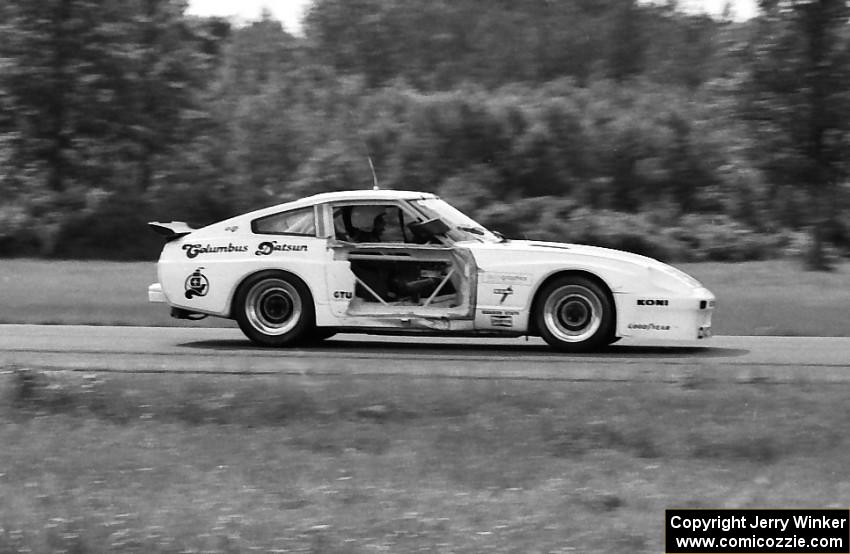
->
[[234, 271, 315, 347], [533, 275, 615, 352]]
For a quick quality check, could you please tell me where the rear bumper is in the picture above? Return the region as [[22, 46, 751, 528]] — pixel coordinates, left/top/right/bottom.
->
[[148, 282, 166, 303]]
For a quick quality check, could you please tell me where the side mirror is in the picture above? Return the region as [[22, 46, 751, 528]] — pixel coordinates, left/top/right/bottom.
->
[[408, 218, 450, 239]]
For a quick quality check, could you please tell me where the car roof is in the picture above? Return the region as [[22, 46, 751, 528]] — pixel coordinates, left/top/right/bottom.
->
[[303, 189, 435, 204], [247, 190, 438, 218]]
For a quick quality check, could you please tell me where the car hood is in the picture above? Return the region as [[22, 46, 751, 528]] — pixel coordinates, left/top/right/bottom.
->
[[469, 239, 658, 265], [463, 239, 705, 291]]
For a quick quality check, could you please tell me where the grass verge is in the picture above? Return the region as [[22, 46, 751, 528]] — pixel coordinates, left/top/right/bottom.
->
[[1, 258, 849, 335], [2, 368, 850, 553], [682, 260, 850, 336], [0, 259, 231, 328]]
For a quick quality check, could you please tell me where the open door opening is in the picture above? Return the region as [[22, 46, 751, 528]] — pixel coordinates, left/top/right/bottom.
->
[[342, 246, 474, 318]]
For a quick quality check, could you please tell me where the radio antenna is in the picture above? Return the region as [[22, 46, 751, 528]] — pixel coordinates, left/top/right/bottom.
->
[[368, 156, 380, 190]]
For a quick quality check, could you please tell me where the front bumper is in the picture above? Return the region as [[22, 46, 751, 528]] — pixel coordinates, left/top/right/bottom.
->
[[615, 288, 715, 341], [148, 282, 166, 303]]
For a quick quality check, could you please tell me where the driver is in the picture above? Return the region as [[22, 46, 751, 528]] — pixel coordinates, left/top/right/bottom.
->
[[347, 206, 388, 242], [353, 214, 386, 242]]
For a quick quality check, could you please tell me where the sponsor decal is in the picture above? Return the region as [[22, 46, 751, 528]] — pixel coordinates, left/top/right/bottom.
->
[[480, 272, 530, 285], [637, 299, 669, 306], [494, 286, 514, 304], [333, 290, 353, 300], [184, 267, 209, 299], [628, 323, 671, 331], [482, 309, 519, 315], [224, 225, 239, 232], [255, 241, 309, 256], [183, 243, 248, 259], [490, 315, 513, 328]]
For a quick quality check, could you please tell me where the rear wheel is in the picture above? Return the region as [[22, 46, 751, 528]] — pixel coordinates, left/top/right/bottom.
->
[[234, 271, 314, 347], [534, 276, 614, 352]]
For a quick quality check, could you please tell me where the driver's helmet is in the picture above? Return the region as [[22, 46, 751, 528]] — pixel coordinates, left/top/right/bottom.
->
[[350, 206, 388, 231]]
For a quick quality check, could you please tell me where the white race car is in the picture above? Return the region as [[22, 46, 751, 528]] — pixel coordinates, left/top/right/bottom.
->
[[148, 190, 714, 351]]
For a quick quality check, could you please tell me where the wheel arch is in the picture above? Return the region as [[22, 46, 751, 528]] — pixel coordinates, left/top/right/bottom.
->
[[527, 270, 617, 337], [229, 268, 317, 320]]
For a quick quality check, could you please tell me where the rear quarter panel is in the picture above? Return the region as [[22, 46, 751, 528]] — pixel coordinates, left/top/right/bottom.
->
[[158, 226, 329, 318]]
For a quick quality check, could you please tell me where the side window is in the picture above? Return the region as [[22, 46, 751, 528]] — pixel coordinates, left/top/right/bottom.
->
[[252, 207, 316, 236], [333, 204, 410, 243]]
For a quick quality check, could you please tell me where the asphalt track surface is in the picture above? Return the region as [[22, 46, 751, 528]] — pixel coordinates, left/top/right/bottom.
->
[[1, 324, 848, 383]]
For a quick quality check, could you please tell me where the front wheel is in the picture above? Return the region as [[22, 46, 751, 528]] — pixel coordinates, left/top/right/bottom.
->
[[234, 271, 314, 347], [534, 276, 615, 352]]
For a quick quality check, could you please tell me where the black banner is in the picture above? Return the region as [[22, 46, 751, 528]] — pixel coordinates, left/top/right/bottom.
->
[[666, 509, 849, 553]]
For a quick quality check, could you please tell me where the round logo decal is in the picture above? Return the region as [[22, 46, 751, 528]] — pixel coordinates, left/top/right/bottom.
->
[[184, 268, 209, 299]]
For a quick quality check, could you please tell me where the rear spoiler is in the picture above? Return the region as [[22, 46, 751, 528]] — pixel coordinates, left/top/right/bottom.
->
[[148, 221, 194, 242]]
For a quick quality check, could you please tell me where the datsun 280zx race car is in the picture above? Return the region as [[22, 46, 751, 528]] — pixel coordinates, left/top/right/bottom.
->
[[148, 190, 714, 352]]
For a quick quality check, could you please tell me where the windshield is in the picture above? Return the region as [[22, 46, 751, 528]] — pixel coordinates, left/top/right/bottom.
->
[[410, 198, 501, 243]]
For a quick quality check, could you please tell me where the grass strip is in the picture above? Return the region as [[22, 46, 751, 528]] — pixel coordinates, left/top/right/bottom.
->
[[2, 259, 850, 335], [1, 367, 848, 553]]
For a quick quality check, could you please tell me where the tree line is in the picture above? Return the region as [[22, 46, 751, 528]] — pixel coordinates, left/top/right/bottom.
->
[[0, 0, 848, 265]]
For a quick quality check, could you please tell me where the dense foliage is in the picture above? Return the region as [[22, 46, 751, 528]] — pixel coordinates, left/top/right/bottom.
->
[[0, 0, 848, 263]]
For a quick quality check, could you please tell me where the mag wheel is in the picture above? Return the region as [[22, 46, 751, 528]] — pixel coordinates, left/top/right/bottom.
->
[[235, 271, 314, 347], [534, 276, 614, 352]]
